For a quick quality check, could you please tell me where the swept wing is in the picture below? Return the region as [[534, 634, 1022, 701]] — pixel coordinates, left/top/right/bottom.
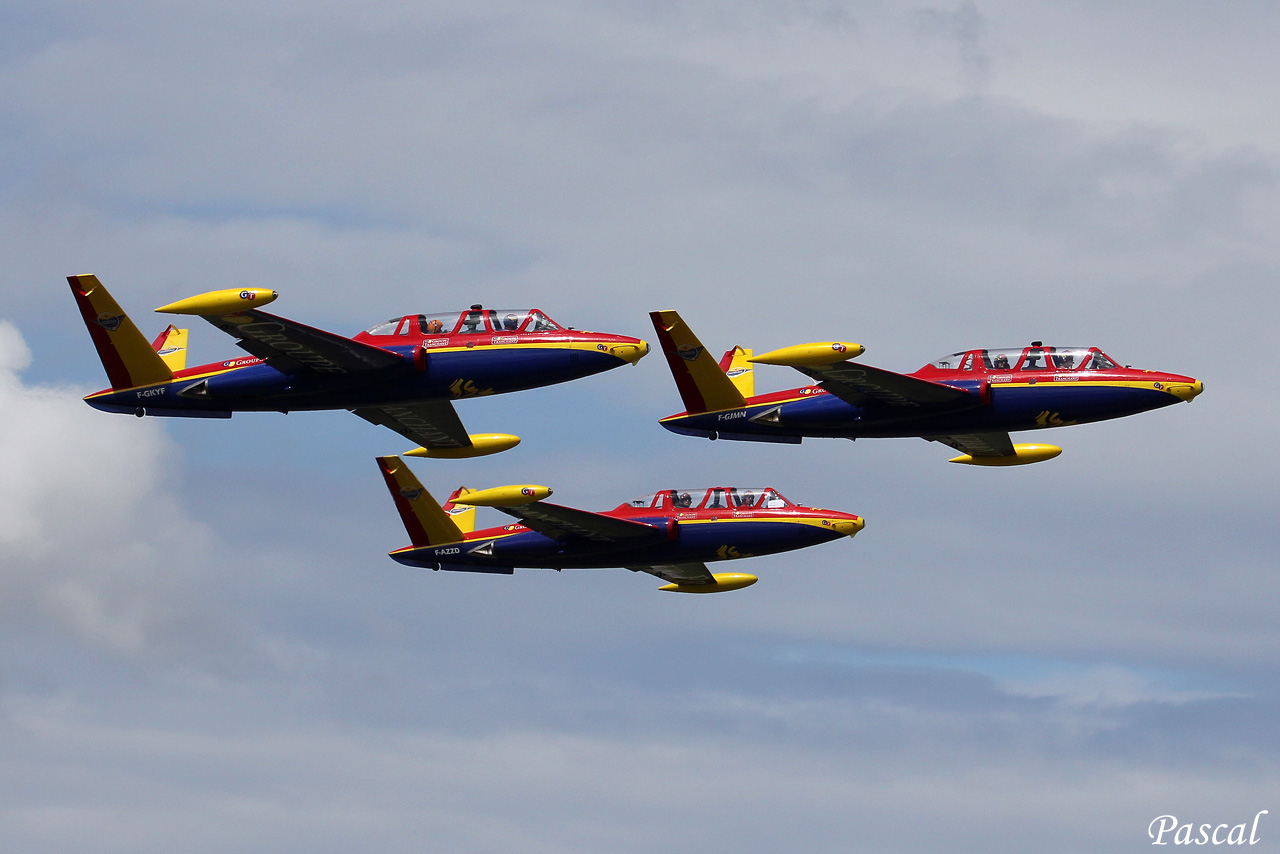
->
[[197, 310, 402, 375], [926, 431, 1016, 458], [626, 562, 716, 585], [493, 502, 669, 545], [787, 361, 971, 409], [354, 400, 474, 452]]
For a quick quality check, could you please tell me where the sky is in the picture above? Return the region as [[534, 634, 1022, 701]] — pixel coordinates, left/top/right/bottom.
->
[[1, 2, 1276, 851]]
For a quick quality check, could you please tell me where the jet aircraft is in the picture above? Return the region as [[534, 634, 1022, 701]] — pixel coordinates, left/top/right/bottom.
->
[[650, 310, 1202, 465], [376, 455, 864, 592], [67, 274, 648, 457]]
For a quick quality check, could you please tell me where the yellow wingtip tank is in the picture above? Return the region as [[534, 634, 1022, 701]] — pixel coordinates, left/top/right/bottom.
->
[[749, 342, 865, 366], [404, 433, 521, 459], [453, 485, 552, 507], [949, 443, 1063, 466], [659, 573, 759, 593], [155, 288, 278, 316]]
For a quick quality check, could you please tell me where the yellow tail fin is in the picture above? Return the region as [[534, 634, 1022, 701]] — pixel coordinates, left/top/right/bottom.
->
[[376, 456, 465, 547], [68, 275, 174, 390], [151, 325, 189, 371], [443, 487, 477, 534], [649, 310, 747, 414], [719, 346, 755, 398]]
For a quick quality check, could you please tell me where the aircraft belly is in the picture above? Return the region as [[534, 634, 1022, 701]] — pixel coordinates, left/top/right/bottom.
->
[[419, 348, 625, 395]]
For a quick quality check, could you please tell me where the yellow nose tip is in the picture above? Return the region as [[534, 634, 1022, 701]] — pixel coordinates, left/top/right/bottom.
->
[[611, 340, 650, 365], [829, 516, 865, 536], [1166, 380, 1204, 402]]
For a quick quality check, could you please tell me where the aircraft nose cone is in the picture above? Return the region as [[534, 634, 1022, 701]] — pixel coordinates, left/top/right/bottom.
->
[[1166, 379, 1203, 402], [610, 339, 649, 365], [828, 516, 865, 537]]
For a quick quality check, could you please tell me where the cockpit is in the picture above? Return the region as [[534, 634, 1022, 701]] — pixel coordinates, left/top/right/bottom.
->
[[626, 488, 793, 511], [927, 345, 1120, 372], [365, 307, 563, 337]]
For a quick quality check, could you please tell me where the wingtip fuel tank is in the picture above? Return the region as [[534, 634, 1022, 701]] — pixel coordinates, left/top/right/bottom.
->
[[453, 484, 553, 506], [659, 573, 760, 594], [749, 341, 865, 366], [155, 288, 278, 315], [405, 434, 522, 459], [949, 444, 1062, 466]]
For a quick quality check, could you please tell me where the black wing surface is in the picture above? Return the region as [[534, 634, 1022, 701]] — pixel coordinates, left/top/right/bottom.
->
[[353, 400, 473, 451], [495, 503, 668, 545], [791, 361, 971, 409], [925, 432, 1017, 458], [626, 562, 716, 585], [204, 309, 403, 375]]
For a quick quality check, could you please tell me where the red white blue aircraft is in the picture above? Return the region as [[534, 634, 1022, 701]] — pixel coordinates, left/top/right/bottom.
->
[[376, 455, 864, 592], [67, 274, 648, 457], [651, 310, 1203, 465]]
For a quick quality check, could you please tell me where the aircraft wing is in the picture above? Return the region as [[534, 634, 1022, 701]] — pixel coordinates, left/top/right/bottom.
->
[[353, 400, 473, 451], [792, 362, 971, 409], [202, 309, 403, 376], [627, 562, 716, 585], [494, 502, 669, 545], [925, 431, 1016, 458]]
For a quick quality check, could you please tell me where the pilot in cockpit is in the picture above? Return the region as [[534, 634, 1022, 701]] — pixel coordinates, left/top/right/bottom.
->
[[503, 313, 520, 331], [424, 318, 444, 334], [993, 353, 1011, 369]]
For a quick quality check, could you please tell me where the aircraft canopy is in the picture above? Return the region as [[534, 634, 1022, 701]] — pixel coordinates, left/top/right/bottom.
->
[[365, 308, 562, 337], [928, 346, 1120, 372], [626, 488, 792, 511]]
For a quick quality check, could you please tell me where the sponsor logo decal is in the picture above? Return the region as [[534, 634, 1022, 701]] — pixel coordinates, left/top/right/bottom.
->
[[727, 368, 748, 378], [676, 344, 703, 361], [95, 312, 123, 331], [424, 338, 450, 348], [521, 487, 536, 496], [399, 487, 422, 500], [158, 347, 181, 356], [239, 290, 255, 301], [596, 343, 607, 351], [222, 357, 261, 368], [492, 336, 519, 345], [1154, 381, 1164, 389], [231, 320, 344, 373], [449, 378, 494, 398], [831, 343, 847, 354]]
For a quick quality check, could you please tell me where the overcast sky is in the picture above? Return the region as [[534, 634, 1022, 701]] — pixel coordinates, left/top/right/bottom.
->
[[2, 2, 1276, 851]]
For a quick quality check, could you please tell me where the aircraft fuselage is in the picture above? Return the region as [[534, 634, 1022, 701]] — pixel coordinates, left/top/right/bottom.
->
[[390, 501, 863, 574]]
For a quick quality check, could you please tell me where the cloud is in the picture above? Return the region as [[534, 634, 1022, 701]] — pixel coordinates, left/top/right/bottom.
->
[[0, 321, 207, 654]]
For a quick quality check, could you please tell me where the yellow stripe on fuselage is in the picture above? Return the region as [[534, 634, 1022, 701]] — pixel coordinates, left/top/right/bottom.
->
[[989, 379, 1184, 396]]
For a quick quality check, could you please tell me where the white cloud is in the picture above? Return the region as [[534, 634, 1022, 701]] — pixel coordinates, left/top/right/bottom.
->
[[0, 321, 207, 654]]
